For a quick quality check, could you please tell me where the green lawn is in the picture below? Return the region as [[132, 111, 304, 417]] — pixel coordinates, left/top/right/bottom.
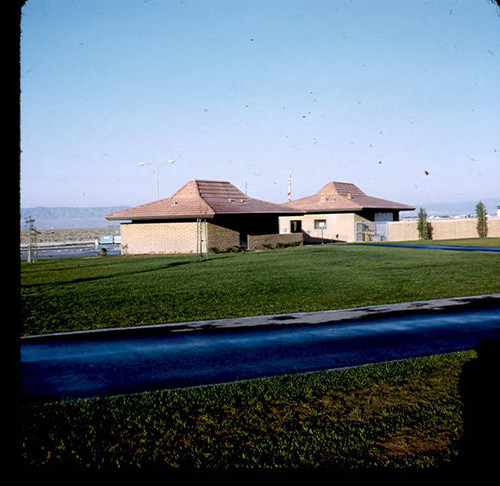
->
[[18, 351, 474, 470], [19, 243, 500, 471], [21, 243, 500, 336]]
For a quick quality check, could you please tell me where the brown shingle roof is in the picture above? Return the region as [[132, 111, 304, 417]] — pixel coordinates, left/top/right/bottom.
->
[[281, 181, 415, 213], [105, 180, 302, 221]]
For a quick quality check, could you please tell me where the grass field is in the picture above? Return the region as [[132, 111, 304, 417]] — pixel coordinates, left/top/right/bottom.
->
[[20, 241, 500, 336], [18, 351, 475, 470], [18, 241, 500, 471]]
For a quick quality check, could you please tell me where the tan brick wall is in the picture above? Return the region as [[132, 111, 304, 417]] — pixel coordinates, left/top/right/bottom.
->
[[120, 217, 500, 254], [388, 217, 500, 241], [120, 221, 242, 255], [387, 220, 419, 241], [206, 224, 240, 251], [247, 233, 303, 250], [120, 222, 200, 255]]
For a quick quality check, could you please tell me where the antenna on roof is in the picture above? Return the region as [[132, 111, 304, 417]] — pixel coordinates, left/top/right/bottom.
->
[[288, 170, 292, 201]]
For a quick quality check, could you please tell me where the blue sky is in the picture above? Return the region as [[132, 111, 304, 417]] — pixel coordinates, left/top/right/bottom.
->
[[20, 0, 500, 208]]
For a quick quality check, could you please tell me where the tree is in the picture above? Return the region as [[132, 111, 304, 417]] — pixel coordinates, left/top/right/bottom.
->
[[417, 208, 429, 240], [417, 208, 432, 240], [476, 201, 488, 238]]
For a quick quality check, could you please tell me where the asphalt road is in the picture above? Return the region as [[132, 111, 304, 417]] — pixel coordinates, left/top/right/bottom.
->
[[20, 295, 500, 401], [20, 244, 121, 260], [353, 242, 500, 252], [20, 241, 500, 261]]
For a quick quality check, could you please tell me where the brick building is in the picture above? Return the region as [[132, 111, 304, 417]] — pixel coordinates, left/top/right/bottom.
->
[[105, 180, 303, 255], [279, 181, 415, 242]]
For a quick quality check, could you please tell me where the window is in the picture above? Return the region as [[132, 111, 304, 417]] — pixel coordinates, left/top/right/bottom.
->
[[314, 219, 327, 230], [374, 212, 393, 222], [291, 220, 302, 233]]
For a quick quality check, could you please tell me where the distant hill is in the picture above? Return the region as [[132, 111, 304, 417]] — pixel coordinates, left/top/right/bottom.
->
[[20, 198, 500, 229], [402, 198, 500, 219], [20, 206, 128, 229]]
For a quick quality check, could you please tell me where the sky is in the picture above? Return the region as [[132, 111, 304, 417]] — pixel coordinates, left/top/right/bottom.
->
[[20, 0, 500, 209]]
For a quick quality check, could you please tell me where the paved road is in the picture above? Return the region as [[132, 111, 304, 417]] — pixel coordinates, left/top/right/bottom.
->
[[20, 241, 500, 261], [353, 242, 500, 252], [20, 244, 121, 260], [20, 294, 500, 401]]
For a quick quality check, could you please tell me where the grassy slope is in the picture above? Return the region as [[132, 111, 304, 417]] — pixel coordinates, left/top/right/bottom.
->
[[21, 244, 500, 336], [19, 243, 500, 470]]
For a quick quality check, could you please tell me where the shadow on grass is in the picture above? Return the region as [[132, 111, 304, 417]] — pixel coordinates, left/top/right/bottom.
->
[[24, 253, 245, 289], [24, 260, 197, 288]]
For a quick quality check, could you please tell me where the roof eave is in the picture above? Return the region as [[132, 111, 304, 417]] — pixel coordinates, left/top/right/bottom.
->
[[213, 210, 305, 215], [282, 206, 415, 213], [105, 214, 216, 221]]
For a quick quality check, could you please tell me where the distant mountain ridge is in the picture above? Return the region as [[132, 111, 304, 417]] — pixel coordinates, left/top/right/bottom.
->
[[403, 198, 500, 219], [20, 206, 127, 229], [20, 198, 500, 229]]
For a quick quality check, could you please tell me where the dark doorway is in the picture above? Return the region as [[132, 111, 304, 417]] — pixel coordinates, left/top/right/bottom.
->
[[291, 220, 302, 233]]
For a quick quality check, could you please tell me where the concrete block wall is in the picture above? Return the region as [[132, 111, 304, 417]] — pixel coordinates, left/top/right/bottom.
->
[[247, 233, 303, 250], [120, 221, 241, 255], [386, 220, 419, 241], [120, 222, 199, 255], [119, 217, 500, 254], [387, 217, 500, 241], [206, 224, 240, 251]]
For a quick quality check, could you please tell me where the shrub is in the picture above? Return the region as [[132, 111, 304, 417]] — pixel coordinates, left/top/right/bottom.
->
[[225, 246, 244, 253], [476, 202, 488, 238], [417, 208, 432, 240]]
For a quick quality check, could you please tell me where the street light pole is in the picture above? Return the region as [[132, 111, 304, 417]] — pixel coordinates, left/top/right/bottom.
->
[[139, 160, 175, 200]]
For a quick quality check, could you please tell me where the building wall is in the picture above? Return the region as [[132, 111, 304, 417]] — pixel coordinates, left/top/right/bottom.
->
[[120, 220, 240, 255], [280, 213, 368, 242], [247, 233, 303, 250], [206, 223, 240, 251], [120, 221, 199, 255], [119, 216, 500, 254], [387, 217, 500, 241]]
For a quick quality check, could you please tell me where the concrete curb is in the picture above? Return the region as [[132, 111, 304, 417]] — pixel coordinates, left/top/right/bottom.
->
[[21, 293, 500, 342]]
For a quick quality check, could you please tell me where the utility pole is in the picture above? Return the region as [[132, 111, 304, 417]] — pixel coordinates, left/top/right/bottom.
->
[[139, 159, 175, 200], [25, 217, 39, 263], [196, 218, 208, 261]]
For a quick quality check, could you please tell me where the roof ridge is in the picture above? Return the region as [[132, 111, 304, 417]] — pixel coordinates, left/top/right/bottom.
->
[[317, 181, 366, 197], [194, 180, 218, 214]]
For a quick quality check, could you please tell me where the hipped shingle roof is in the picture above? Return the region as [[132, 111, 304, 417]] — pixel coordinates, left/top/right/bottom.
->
[[105, 180, 302, 221], [281, 181, 415, 213]]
